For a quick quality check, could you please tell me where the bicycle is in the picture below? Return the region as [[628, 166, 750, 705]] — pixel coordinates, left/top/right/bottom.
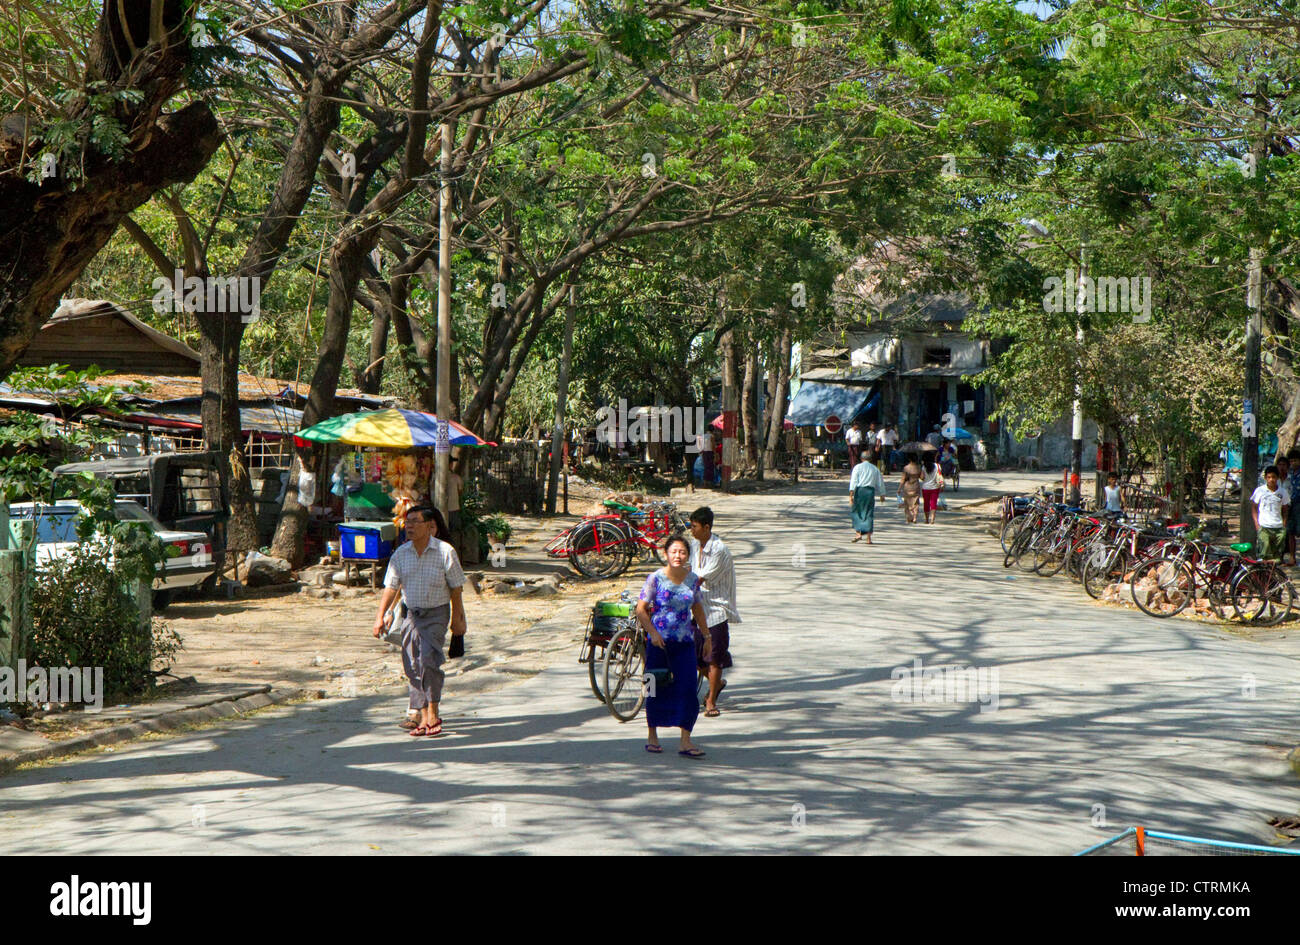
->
[[549, 499, 687, 579], [1128, 539, 1238, 619], [601, 608, 706, 723], [1226, 546, 1296, 625], [579, 595, 633, 701]]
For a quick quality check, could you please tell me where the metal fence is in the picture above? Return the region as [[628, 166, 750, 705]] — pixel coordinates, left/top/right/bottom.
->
[[467, 439, 544, 514], [1077, 826, 1300, 856]]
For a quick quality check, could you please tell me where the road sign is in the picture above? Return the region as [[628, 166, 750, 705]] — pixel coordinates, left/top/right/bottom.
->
[[1243, 413, 1257, 438], [435, 419, 450, 454], [824, 414, 842, 434]]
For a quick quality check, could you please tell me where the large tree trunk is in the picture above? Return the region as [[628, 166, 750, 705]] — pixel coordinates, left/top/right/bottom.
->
[[741, 335, 758, 472], [196, 311, 260, 557], [763, 327, 792, 469], [0, 105, 219, 377], [0, 1, 218, 377], [272, 238, 372, 565], [361, 302, 390, 394]]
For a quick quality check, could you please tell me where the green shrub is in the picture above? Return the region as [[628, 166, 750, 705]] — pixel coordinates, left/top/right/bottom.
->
[[27, 538, 183, 705]]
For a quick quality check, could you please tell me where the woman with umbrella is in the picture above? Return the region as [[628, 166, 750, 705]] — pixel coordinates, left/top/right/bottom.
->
[[849, 447, 885, 543]]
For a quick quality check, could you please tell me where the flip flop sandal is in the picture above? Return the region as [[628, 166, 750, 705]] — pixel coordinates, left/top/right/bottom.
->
[[399, 719, 419, 730], [408, 725, 430, 737], [704, 708, 720, 717], [424, 720, 444, 737], [678, 748, 706, 758], [644, 744, 663, 753]]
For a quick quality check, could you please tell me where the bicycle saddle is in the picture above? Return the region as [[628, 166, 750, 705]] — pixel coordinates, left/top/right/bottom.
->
[[603, 499, 639, 513], [1229, 542, 1254, 554]]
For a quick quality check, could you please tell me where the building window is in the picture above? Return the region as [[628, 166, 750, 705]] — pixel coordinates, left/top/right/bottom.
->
[[923, 346, 951, 366]]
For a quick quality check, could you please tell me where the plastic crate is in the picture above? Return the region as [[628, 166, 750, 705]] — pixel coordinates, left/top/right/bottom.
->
[[340, 524, 395, 561]]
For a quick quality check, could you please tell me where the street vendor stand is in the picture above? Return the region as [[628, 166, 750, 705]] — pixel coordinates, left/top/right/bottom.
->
[[294, 408, 494, 579]]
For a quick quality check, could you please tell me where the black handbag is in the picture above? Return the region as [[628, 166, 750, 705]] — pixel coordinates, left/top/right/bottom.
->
[[448, 634, 465, 658], [645, 667, 673, 692]]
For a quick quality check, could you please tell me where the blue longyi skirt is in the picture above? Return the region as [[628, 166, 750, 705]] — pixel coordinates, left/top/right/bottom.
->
[[645, 638, 699, 731]]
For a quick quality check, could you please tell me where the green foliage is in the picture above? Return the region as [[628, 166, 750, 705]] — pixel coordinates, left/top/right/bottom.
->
[[0, 365, 150, 502], [28, 538, 182, 704]]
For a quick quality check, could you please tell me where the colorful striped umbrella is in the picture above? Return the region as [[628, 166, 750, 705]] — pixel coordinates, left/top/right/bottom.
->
[[294, 408, 495, 448]]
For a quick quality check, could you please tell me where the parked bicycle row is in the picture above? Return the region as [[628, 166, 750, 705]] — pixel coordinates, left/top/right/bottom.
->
[[997, 494, 1296, 625]]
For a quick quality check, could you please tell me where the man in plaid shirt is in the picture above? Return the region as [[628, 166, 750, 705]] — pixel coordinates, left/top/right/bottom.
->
[[372, 505, 466, 737]]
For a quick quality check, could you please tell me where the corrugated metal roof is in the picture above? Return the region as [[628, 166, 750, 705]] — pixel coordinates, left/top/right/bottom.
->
[[80, 373, 388, 407], [799, 365, 891, 383], [115, 403, 302, 435]]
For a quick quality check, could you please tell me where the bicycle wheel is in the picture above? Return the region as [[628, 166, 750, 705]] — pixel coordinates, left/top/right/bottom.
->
[[1033, 532, 1071, 577], [1013, 528, 1044, 572], [1232, 567, 1295, 625], [999, 514, 1027, 555], [569, 519, 631, 578], [603, 625, 647, 722], [1083, 547, 1128, 600], [587, 643, 606, 700], [1130, 557, 1193, 617]]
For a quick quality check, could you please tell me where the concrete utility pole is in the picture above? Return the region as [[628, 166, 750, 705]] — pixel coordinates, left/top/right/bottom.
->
[[1240, 247, 1264, 542], [720, 329, 738, 486], [546, 284, 576, 513], [434, 120, 453, 518], [1070, 248, 1087, 505]]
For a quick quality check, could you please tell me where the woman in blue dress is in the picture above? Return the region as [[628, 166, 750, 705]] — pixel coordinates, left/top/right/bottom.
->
[[636, 534, 711, 758]]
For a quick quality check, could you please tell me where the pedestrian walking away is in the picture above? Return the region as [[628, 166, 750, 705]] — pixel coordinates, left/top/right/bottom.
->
[[897, 454, 922, 524], [372, 505, 467, 737], [688, 507, 740, 718], [849, 452, 885, 543], [919, 455, 944, 524], [636, 535, 711, 758]]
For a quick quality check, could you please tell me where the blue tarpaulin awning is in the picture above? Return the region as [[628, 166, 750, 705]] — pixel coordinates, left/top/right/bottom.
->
[[785, 381, 873, 427]]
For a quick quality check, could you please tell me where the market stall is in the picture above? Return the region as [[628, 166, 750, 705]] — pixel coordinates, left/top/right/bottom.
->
[[293, 408, 494, 574]]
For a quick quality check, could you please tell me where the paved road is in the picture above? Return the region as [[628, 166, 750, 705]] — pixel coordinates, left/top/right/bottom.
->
[[2, 473, 1297, 854]]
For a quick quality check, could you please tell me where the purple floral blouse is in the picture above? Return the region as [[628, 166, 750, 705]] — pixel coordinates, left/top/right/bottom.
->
[[639, 570, 703, 642]]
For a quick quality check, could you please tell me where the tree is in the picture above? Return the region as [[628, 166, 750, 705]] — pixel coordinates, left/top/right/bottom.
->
[[0, 0, 220, 377]]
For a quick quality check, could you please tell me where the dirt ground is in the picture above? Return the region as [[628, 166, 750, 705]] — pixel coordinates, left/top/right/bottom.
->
[[14, 476, 779, 741]]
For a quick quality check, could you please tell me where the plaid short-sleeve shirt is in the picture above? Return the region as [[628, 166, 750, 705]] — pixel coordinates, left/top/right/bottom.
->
[[383, 537, 465, 608]]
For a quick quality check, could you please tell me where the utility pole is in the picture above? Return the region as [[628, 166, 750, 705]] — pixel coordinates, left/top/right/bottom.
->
[[720, 329, 738, 487], [546, 284, 576, 513], [1240, 247, 1263, 541], [434, 120, 453, 518], [1070, 247, 1087, 505]]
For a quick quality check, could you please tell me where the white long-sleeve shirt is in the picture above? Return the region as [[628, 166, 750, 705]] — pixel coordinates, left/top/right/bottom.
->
[[849, 460, 884, 493], [689, 534, 741, 627]]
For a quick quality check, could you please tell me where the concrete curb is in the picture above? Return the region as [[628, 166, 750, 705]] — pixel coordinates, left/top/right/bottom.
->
[[0, 686, 320, 774]]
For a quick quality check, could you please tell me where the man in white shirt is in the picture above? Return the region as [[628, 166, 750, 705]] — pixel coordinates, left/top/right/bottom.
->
[[1251, 465, 1291, 561], [849, 454, 886, 542], [372, 505, 467, 737], [845, 421, 863, 469], [688, 507, 740, 717], [881, 424, 900, 471], [699, 429, 715, 485]]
